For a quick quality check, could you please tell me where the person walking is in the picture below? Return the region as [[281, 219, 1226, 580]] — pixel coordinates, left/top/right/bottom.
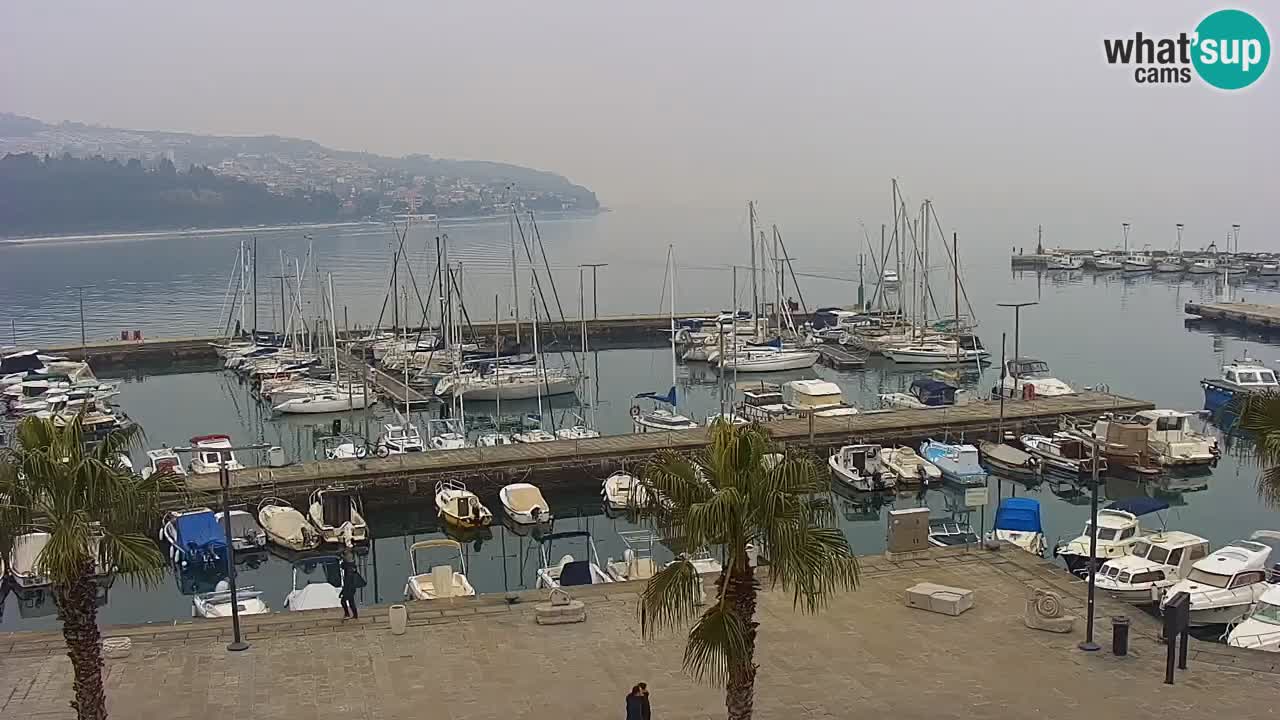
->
[[339, 554, 365, 620], [638, 682, 651, 720], [625, 685, 645, 720]]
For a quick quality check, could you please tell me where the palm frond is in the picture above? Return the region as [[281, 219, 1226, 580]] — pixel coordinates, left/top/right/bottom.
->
[[1238, 391, 1280, 509], [639, 558, 705, 640], [681, 599, 750, 686]]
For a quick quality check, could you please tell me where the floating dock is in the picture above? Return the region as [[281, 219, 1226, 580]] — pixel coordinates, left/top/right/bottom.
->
[[190, 390, 1152, 504], [816, 344, 868, 369], [1184, 301, 1280, 331]]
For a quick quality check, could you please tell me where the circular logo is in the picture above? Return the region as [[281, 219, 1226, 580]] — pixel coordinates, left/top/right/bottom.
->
[[1193, 9, 1270, 90]]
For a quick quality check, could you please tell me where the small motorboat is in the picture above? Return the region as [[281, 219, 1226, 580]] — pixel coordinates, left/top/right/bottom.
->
[[511, 428, 557, 443], [1094, 531, 1211, 605], [308, 486, 368, 546], [602, 472, 650, 511], [499, 482, 553, 525], [605, 530, 661, 582], [188, 435, 244, 475], [878, 445, 941, 485], [160, 508, 228, 570], [434, 479, 492, 529], [919, 440, 988, 487], [1201, 354, 1279, 416], [998, 357, 1075, 398], [216, 509, 267, 552], [377, 423, 425, 454], [192, 583, 270, 618], [556, 425, 601, 440], [977, 439, 1040, 476], [989, 497, 1046, 556], [427, 418, 470, 450], [1161, 534, 1278, 626], [405, 539, 476, 601], [257, 497, 321, 552], [141, 447, 187, 479], [6, 531, 53, 589], [1020, 433, 1106, 476], [284, 556, 344, 612], [535, 530, 613, 588], [828, 444, 892, 492], [1227, 584, 1280, 652], [928, 519, 979, 548], [1054, 498, 1168, 576], [476, 432, 515, 447]]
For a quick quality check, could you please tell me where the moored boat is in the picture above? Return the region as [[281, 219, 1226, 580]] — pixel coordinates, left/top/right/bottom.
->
[[434, 479, 492, 529], [404, 539, 476, 601], [1053, 498, 1168, 576], [535, 530, 613, 588], [1094, 531, 1210, 605], [828, 444, 891, 492], [1160, 534, 1278, 626], [919, 440, 988, 487], [990, 497, 1046, 556], [499, 482, 552, 525]]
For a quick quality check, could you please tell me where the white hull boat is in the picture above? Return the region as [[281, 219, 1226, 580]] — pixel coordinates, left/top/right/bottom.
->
[[1227, 586, 1280, 651], [536, 531, 614, 588], [829, 444, 892, 492], [884, 344, 988, 364], [725, 349, 819, 373], [274, 392, 373, 414], [435, 370, 578, 400], [434, 479, 492, 529], [257, 497, 321, 552], [308, 486, 368, 546], [284, 557, 344, 612], [500, 482, 552, 524], [188, 434, 245, 475], [879, 446, 941, 485], [633, 408, 698, 432], [193, 586, 270, 618], [1161, 535, 1277, 627], [405, 539, 476, 601], [602, 472, 648, 511]]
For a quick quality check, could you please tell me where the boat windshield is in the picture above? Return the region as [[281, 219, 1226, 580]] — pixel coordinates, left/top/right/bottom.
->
[[1252, 601, 1280, 626], [1185, 568, 1232, 588], [1084, 523, 1119, 542], [1259, 370, 1278, 384], [1154, 416, 1187, 432]]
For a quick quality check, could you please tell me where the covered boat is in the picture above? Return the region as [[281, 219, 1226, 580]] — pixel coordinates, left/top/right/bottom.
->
[[535, 531, 613, 588], [161, 509, 228, 570], [257, 497, 320, 552], [990, 498, 1045, 555], [284, 556, 344, 611]]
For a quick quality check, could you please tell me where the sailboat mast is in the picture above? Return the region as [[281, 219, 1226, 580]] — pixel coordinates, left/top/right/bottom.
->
[[511, 208, 521, 346], [494, 293, 501, 423], [953, 232, 961, 364], [669, 246, 678, 392], [251, 236, 258, 338], [532, 278, 544, 423], [748, 202, 758, 334]]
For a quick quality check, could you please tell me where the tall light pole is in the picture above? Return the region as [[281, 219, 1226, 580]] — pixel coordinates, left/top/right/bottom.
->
[[580, 263, 607, 319], [997, 301, 1037, 397], [73, 285, 92, 347], [1066, 429, 1120, 653]]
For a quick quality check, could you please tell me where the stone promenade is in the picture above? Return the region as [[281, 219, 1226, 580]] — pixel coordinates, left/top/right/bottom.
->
[[1, 547, 1276, 719]]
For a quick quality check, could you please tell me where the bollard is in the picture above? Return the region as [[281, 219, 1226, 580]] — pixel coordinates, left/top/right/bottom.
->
[[388, 604, 408, 635], [1111, 616, 1130, 656]]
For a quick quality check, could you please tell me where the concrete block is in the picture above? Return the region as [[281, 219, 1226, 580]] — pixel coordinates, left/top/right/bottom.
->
[[904, 582, 974, 617], [535, 588, 586, 625]]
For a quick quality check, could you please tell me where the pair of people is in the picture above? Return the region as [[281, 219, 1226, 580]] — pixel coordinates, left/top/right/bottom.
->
[[625, 683, 651, 720]]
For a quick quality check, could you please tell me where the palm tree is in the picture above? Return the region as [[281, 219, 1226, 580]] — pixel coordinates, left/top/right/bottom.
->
[[634, 421, 859, 720], [1239, 392, 1280, 507], [0, 415, 179, 720]]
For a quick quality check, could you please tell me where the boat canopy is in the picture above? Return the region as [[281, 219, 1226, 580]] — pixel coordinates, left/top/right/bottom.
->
[[993, 498, 1042, 533], [175, 511, 227, 551], [910, 379, 957, 406], [1106, 497, 1169, 517], [1, 349, 43, 374], [635, 386, 677, 406]]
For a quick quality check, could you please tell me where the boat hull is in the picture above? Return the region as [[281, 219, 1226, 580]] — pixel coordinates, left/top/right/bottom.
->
[[728, 351, 820, 373], [885, 349, 989, 364], [1186, 603, 1254, 627], [451, 377, 578, 401]]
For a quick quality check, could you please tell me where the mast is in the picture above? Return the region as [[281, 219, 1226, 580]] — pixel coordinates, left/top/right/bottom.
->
[[494, 293, 501, 425], [511, 204, 521, 346], [953, 232, 961, 365], [669, 245, 678, 394], [251, 236, 258, 339], [748, 202, 758, 335], [531, 278, 544, 425]]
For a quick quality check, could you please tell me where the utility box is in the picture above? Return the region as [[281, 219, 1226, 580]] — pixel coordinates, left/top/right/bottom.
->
[[267, 446, 287, 467], [887, 507, 930, 553]]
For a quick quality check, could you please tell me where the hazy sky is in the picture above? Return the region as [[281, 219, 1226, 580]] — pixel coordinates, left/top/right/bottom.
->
[[2, 1, 1275, 242]]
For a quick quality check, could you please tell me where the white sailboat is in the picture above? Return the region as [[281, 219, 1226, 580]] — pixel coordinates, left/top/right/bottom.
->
[[635, 246, 698, 432]]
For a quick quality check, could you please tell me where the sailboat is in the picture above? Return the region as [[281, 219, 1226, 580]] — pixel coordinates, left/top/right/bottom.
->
[[634, 246, 698, 433], [1154, 224, 1186, 272], [273, 274, 373, 413]]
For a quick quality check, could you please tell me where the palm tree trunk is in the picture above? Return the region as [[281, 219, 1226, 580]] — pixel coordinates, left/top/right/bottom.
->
[[56, 565, 107, 720], [725, 564, 759, 720]]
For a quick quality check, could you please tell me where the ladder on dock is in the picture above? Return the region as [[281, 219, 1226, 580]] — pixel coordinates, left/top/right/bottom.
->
[[816, 344, 868, 370]]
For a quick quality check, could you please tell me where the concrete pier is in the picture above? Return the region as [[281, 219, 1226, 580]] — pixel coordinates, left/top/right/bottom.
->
[[1185, 300, 1280, 331]]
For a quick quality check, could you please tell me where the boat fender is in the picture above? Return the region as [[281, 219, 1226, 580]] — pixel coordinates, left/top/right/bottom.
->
[[630, 405, 641, 418], [1022, 384, 1036, 401]]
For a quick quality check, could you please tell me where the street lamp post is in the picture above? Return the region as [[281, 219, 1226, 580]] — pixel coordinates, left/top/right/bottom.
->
[[580, 263, 607, 320], [73, 285, 91, 347], [1070, 429, 1120, 652], [997, 301, 1037, 397]]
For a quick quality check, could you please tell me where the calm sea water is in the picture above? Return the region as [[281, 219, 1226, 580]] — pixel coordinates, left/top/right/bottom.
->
[[3, 209, 1280, 630]]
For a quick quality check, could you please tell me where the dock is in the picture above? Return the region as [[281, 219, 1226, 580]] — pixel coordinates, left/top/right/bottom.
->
[[334, 351, 431, 407], [193, 390, 1152, 503], [1184, 301, 1280, 331], [816, 343, 868, 369]]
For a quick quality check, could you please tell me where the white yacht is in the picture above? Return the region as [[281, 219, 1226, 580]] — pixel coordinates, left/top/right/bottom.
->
[[1054, 499, 1168, 576], [535, 530, 613, 588], [999, 357, 1075, 398], [878, 445, 941, 485], [434, 479, 492, 529], [257, 497, 321, 552], [273, 390, 373, 414], [308, 486, 368, 546], [721, 347, 819, 373], [140, 448, 187, 479], [884, 341, 989, 365], [377, 423, 425, 454], [828, 444, 892, 492], [192, 583, 270, 618], [284, 557, 344, 612], [1227, 585, 1280, 652], [404, 539, 475, 601], [499, 482, 552, 525], [1096, 410, 1218, 467], [1094, 532, 1210, 605], [434, 367, 578, 401], [1161, 536, 1277, 626], [188, 435, 244, 474]]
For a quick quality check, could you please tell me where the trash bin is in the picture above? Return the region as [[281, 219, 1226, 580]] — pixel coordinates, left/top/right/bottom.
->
[[1112, 616, 1130, 656], [267, 446, 287, 467], [389, 604, 408, 635]]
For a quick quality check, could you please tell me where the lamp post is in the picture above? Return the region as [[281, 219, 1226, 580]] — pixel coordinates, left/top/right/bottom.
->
[[73, 285, 92, 347], [997, 301, 1037, 397], [1071, 429, 1121, 652], [580, 263, 607, 319]]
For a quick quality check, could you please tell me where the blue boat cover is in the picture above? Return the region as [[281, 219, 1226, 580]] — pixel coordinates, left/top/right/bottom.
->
[[993, 498, 1042, 533], [175, 511, 227, 552], [911, 379, 957, 406], [1106, 497, 1170, 517], [635, 386, 677, 406]]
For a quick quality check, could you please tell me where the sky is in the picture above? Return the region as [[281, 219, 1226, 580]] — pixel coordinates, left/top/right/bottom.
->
[[2, 1, 1275, 243]]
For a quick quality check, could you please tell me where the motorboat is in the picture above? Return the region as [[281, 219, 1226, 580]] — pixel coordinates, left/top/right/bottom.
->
[[1053, 498, 1168, 576], [878, 445, 941, 485], [556, 425, 601, 440], [633, 407, 699, 433], [1094, 532, 1211, 605], [1020, 433, 1106, 476], [784, 379, 858, 417], [1121, 255, 1154, 272], [604, 530, 661, 582], [999, 357, 1074, 398], [141, 448, 186, 479], [989, 498, 1046, 556], [476, 432, 515, 447], [602, 471, 649, 511], [1045, 253, 1083, 271], [216, 509, 267, 552], [977, 439, 1040, 476], [928, 519, 979, 548], [919, 440, 988, 487], [828, 444, 892, 491], [284, 556, 344, 611], [499, 482, 553, 525], [308, 486, 368, 546], [188, 435, 244, 475], [535, 530, 613, 588], [1227, 584, 1280, 652], [880, 378, 971, 410], [511, 428, 557, 443], [405, 539, 476, 601], [435, 479, 492, 529], [160, 508, 228, 570], [377, 423, 425, 454], [1098, 410, 1218, 467], [257, 497, 321, 552], [6, 532, 52, 589], [704, 412, 751, 426], [427, 419, 470, 450], [1161, 535, 1278, 626], [1093, 255, 1124, 271], [1201, 355, 1279, 416], [273, 390, 373, 414], [192, 583, 270, 618]]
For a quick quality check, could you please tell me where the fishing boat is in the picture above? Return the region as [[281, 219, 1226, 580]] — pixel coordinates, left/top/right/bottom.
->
[[878, 445, 941, 485], [216, 509, 267, 552], [1045, 253, 1083, 271], [308, 486, 368, 546], [434, 479, 492, 529], [160, 509, 228, 570], [377, 423, 425, 454], [1161, 534, 1278, 626], [998, 357, 1075, 398], [828, 444, 892, 492], [1121, 255, 1154, 272], [1094, 531, 1211, 605], [1019, 433, 1106, 476], [499, 482, 553, 525], [257, 497, 321, 552], [1201, 354, 1279, 416], [140, 447, 186, 479], [1093, 255, 1124, 271], [188, 435, 244, 475], [1095, 410, 1218, 467], [192, 584, 270, 618], [1227, 585, 1280, 652], [284, 556, 344, 611], [989, 498, 1046, 555], [1053, 498, 1168, 576], [535, 531, 613, 588], [928, 519, 979, 547], [404, 539, 476, 601], [602, 471, 649, 511], [918, 440, 988, 487]]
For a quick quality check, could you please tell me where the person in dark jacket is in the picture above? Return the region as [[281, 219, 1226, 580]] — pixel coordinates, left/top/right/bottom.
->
[[340, 555, 361, 620], [625, 685, 644, 720], [639, 682, 651, 720]]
